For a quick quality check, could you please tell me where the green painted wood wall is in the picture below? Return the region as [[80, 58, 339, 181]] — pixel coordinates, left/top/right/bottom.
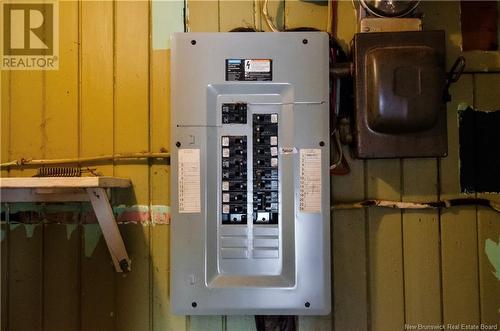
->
[[1, 1, 499, 330]]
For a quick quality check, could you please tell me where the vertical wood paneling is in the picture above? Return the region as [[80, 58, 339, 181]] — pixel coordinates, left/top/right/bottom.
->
[[114, 2, 151, 331], [43, 225, 81, 331], [187, 1, 219, 32], [1, 2, 499, 331], [80, 2, 116, 330], [151, 225, 186, 331], [6, 3, 45, 324], [1, 70, 9, 178], [8, 224, 43, 331], [402, 159, 442, 325], [219, 1, 255, 31], [366, 160, 405, 331], [8, 67, 43, 179], [335, 1, 357, 49], [151, 41, 186, 330], [440, 75, 480, 324], [114, 0, 150, 206], [80, 0, 114, 177], [1, 222, 8, 331], [116, 224, 151, 331], [284, 0, 328, 31], [42, 2, 81, 330], [332, 154, 368, 331], [473, 73, 500, 325], [81, 225, 116, 331]]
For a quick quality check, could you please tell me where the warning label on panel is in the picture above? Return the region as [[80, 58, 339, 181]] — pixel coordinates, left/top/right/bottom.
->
[[226, 59, 272, 81], [299, 149, 322, 213]]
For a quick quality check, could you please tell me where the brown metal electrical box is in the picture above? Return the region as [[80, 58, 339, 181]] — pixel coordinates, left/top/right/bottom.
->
[[353, 30, 447, 158]]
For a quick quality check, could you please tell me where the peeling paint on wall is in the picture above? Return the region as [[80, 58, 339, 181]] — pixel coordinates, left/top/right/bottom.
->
[[485, 237, 500, 281], [84, 224, 102, 258], [66, 223, 78, 240], [24, 224, 37, 238], [3, 203, 170, 224]]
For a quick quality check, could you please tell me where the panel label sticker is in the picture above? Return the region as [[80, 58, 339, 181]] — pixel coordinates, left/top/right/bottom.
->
[[226, 59, 272, 81], [178, 149, 201, 213], [299, 149, 321, 213]]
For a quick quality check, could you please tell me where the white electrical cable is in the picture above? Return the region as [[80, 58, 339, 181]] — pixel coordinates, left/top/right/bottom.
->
[[262, 0, 279, 32]]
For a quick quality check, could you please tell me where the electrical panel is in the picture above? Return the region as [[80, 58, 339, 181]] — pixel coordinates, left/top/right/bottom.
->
[[353, 30, 447, 158], [171, 32, 330, 315]]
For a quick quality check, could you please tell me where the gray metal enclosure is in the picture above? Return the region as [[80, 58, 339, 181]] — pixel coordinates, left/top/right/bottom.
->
[[170, 32, 331, 315]]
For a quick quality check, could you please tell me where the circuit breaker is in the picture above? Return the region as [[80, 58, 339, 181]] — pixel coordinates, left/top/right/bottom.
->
[[170, 32, 330, 315]]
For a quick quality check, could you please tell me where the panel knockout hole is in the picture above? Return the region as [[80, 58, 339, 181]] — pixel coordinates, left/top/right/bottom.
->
[[302, 39, 308, 44], [191, 40, 196, 45], [176, 141, 181, 148], [305, 302, 310, 308], [319, 141, 325, 147], [191, 302, 197, 308]]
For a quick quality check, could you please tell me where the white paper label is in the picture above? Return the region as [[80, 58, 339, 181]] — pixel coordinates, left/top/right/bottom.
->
[[178, 149, 201, 213], [299, 149, 321, 213]]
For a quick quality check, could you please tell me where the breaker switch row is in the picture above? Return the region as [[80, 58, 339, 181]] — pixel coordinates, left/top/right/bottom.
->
[[252, 114, 279, 225], [221, 135, 248, 224]]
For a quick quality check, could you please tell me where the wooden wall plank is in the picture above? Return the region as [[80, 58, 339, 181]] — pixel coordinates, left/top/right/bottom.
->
[[150, 38, 185, 330], [42, 2, 81, 330], [114, 2, 151, 331], [402, 159, 442, 325], [80, 0, 114, 177], [440, 74, 480, 324], [114, 0, 150, 206], [81, 225, 116, 331], [80, 1, 116, 330], [1, 222, 8, 331], [43, 0, 79, 161], [43, 225, 81, 331], [1, 70, 9, 178], [187, 1, 219, 32], [477, 206, 500, 325], [151, 225, 185, 331], [419, 1, 462, 69], [8, 67, 43, 179], [190, 316, 224, 331], [116, 224, 151, 331], [473, 73, 500, 325], [226, 316, 255, 331], [334, 0, 357, 50], [366, 160, 405, 331], [284, 0, 328, 31], [332, 152, 367, 331], [5, 3, 45, 327], [8, 224, 43, 331], [219, 1, 255, 31]]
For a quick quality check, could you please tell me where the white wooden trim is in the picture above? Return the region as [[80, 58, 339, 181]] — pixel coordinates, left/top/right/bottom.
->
[[0, 176, 131, 188]]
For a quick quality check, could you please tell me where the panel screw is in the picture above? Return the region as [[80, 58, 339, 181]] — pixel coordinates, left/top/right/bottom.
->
[[191, 301, 197, 308], [191, 40, 196, 45], [319, 141, 325, 147], [176, 141, 181, 148], [305, 302, 310, 308], [302, 39, 308, 44]]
